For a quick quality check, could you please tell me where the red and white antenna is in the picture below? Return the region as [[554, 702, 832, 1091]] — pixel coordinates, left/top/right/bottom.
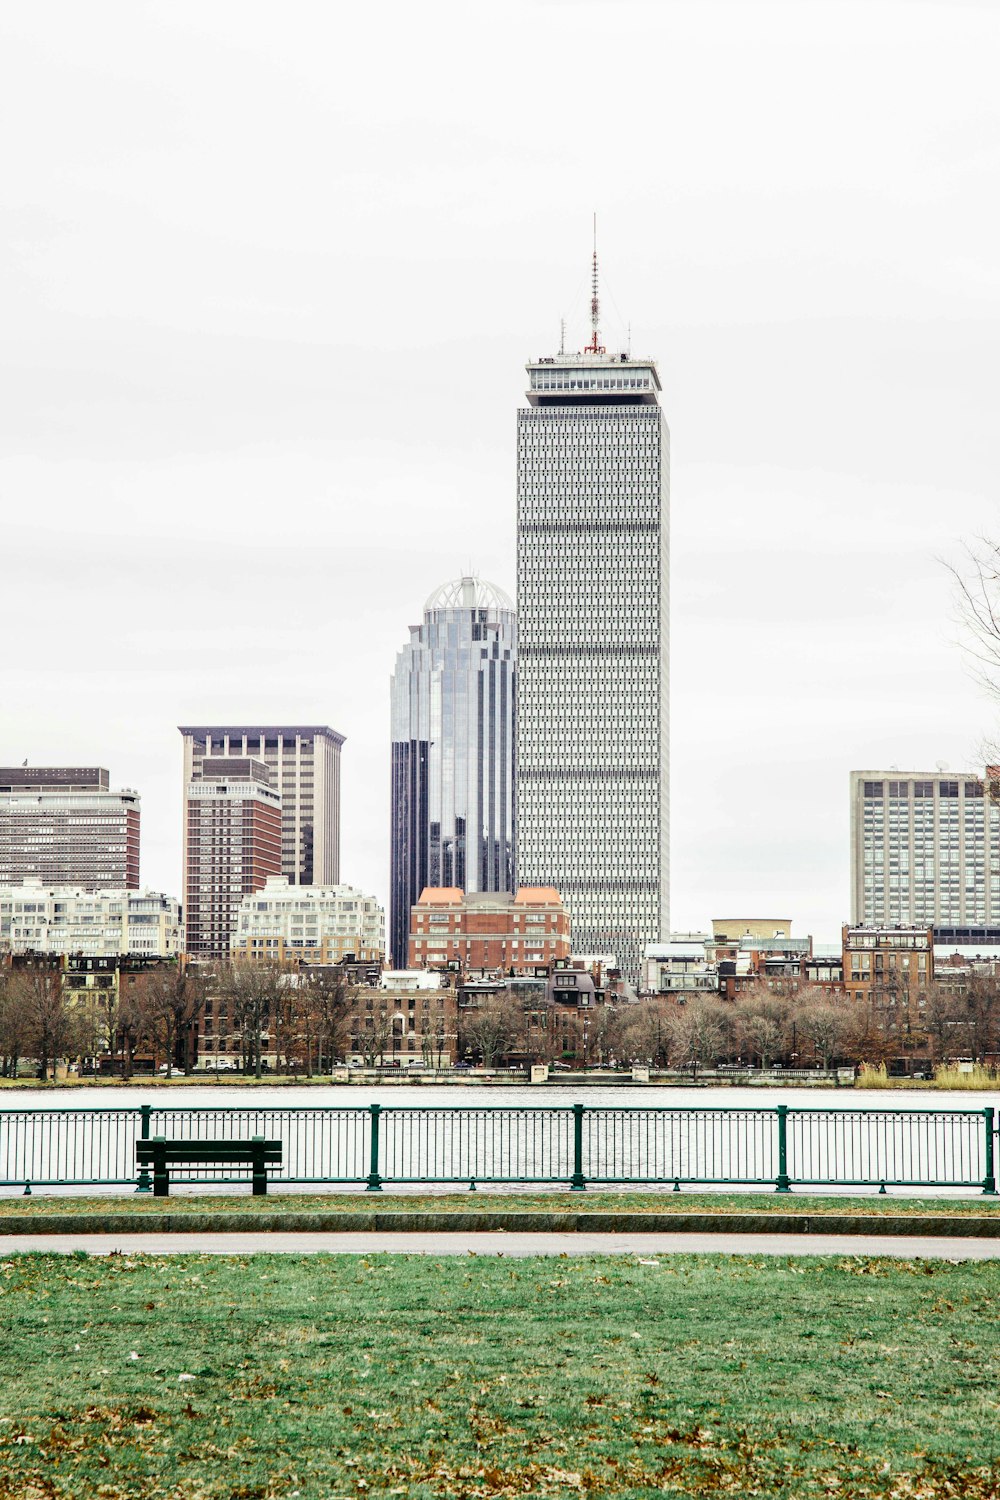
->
[[584, 212, 605, 355]]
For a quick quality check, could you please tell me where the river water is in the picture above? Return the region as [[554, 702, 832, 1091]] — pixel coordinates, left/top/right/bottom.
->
[[4, 1081, 1000, 1111], [2, 1084, 998, 1197]]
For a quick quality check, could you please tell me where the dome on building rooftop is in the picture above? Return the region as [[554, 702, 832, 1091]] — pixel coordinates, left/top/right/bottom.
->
[[424, 575, 514, 614]]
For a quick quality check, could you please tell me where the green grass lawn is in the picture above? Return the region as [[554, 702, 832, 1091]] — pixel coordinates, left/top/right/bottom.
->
[[2, 1252, 1000, 1498], [1, 1188, 998, 1217]]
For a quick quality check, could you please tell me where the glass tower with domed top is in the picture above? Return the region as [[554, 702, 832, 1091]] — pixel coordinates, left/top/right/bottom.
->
[[389, 575, 517, 968], [516, 256, 669, 981]]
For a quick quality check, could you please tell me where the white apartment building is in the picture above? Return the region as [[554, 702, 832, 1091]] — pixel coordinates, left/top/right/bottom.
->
[[0, 881, 181, 956], [850, 770, 1000, 926], [379, 969, 443, 991], [642, 937, 718, 995], [231, 875, 384, 963]]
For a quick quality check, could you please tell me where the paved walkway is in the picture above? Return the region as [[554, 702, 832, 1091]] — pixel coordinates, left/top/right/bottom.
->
[[2, 1230, 999, 1258]]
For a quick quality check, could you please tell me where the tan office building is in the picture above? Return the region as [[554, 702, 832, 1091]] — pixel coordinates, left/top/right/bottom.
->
[[180, 726, 343, 886]]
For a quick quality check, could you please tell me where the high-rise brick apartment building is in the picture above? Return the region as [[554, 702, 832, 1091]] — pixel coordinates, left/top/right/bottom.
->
[[183, 758, 281, 958], [180, 726, 343, 886], [408, 886, 570, 973], [0, 767, 140, 889]]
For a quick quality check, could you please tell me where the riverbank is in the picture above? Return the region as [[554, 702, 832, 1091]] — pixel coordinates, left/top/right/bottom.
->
[[7, 1188, 995, 1215], [3, 1074, 995, 1098], [0, 1071, 870, 1090], [3, 1189, 999, 1240]]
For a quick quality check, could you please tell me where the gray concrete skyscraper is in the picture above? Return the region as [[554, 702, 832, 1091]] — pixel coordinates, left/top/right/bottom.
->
[[515, 276, 669, 980], [389, 577, 517, 968]]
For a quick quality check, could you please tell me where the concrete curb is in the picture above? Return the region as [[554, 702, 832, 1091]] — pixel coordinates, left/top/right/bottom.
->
[[2, 1209, 1000, 1238]]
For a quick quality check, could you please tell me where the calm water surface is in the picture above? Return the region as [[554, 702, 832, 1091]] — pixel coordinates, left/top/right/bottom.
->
[[4, 1082, 1000, 1110]]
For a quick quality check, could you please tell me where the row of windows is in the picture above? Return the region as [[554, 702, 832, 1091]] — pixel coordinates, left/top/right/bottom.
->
[[863, 780, 982, 799]]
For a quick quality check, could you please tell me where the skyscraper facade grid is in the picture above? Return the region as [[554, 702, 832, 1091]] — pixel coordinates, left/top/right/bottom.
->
[[389, 576, 517, 968], [515, 350, 670, 980], [0, 767, 140, 890]]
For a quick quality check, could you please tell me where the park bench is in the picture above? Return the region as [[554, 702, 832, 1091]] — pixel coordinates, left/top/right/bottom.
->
[[136, 1135, 282, 1197]]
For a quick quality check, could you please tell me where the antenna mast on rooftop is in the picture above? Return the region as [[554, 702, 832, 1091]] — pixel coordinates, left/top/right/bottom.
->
[[583, 213, 605, 355]]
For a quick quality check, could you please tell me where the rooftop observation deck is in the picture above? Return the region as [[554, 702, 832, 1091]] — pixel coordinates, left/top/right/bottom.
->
[[525, 351, 661, 407]]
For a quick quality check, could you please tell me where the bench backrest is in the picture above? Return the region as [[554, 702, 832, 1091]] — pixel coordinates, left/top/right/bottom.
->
[[136, 1137, 282, 1165]]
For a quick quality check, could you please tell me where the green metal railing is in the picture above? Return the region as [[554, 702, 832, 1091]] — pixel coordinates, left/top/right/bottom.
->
[[0, 1102, 997, 1194]]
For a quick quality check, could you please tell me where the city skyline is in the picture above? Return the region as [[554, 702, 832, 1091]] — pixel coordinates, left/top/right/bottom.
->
[[3, 4, 999, 945]]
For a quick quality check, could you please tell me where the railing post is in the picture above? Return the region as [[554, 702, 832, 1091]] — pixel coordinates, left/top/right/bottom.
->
[[983, 1107, 997, 1196], [135, 1103, 153, 1193], [775, 1104, 791, 1193], [570, 1102, 586, 1191], [366, 1103, 383, 1192]]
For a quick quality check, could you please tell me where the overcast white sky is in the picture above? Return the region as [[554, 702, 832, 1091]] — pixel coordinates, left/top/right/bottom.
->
[[2, 0, 999, 945]]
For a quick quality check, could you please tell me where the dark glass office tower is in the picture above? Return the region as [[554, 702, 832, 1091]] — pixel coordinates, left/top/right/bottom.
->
[[389, 576, 517, 967]]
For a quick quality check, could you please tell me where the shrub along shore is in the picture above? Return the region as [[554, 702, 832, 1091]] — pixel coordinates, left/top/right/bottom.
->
[[3, 1069, 1000, 1089]]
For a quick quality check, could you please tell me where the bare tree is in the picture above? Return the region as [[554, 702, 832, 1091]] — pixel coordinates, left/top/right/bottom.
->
[[129, 964, 206, 1076], [215, 960, 291, 1077], [959, 973, 1000, 1062], [296, 968, 353, 1074], [116, 982, 155, 1079], [521, 991, 564, 1065], [920, 982, 967, 1064], [419, 1014, 449, 1068], [617, 1001, 668, 1066], [358, 1008, 394, 1067], [10, 967, 84, 1080], [736, 992, 790, 1068], [946, 537, 1000, 706], [0, 970, 30, 1078], [666, 997, 727, 1080], [589, 1002, 627, 1066], [793, 990, 851, 1070], [459, 993, 524, 1068]]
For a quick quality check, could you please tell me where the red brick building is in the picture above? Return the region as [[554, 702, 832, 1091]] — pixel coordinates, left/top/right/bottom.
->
[[183, 758, 282, 959], [408, 887, 571, 973]]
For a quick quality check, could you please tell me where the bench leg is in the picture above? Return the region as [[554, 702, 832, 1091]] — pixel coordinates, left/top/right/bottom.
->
[[252, 1140, 267, 1196], [153, 1143, 169, 1197]]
